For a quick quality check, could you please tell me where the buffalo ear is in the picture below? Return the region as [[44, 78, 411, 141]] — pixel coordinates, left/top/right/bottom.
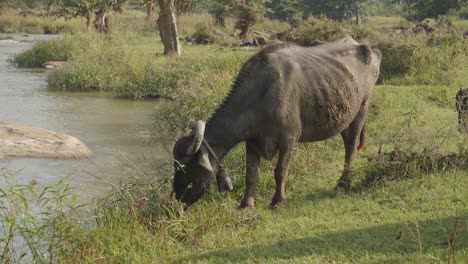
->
[[198, 147, 213, 174], [357, 44, 372, 64]]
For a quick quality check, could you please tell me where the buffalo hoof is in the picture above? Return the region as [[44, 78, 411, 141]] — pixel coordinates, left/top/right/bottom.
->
[[270, 194, 285, 208], [334, 181, 351, 192], [238, 197, 255, 209]]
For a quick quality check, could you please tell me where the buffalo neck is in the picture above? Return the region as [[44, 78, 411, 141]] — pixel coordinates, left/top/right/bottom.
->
[[204, 110, 246, 161]]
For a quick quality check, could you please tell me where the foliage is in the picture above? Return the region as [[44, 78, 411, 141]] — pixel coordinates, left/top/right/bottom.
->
[[289, 15, 346, 44], [46, 33, 250, 99], [300, 0, 373, 23], [398, 0, 468, 21], [11, 37, 80, 67], [367, 31, 467, 85], [53, 0, 127, 32], [0, 170, 84, 263], [264, 0, 298, 25], [175, 0, 193, 15], [54, 0, 95, 19], [209, 0, 234, 27], [207, 0, 260, 37], [191, 22, 218, 44], [233, 2, 259, 38]]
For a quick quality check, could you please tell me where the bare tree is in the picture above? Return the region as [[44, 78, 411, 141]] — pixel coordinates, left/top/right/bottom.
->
[[157, 0, 181, 55]]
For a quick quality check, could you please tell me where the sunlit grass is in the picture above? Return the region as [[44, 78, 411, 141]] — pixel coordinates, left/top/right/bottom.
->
[[3, 11, 468, 263], [51, 84, 468, 263], [0, 12, 85, 34]]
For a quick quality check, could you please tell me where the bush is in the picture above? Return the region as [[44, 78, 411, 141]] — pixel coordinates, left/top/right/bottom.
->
[[290, 16, 345, 45], [359, 147, 467, 189], [11, 37, 80, 67], [367, 32, 467, 85], [191, 23, 218, 44], [349, 25, 373, 41], [48, 63, 115, 92], [367, 33, 417, 83], [47, 33, 251, 102]]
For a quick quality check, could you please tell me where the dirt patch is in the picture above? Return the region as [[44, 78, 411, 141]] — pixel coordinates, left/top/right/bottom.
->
[[0, 121, 92, 159]]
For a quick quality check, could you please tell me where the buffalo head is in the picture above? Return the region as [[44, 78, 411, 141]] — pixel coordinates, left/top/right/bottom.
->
[[172, 121, 233, 206]]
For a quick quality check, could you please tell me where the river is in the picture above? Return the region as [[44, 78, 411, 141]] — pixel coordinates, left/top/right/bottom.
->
[[0, 34, 170, 203]]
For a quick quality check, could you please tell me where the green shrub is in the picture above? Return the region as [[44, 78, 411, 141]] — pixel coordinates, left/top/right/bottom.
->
[[291, 16, 345, 45], [368, 33, 417, 83], [191, 22, 218, 44], [11, 37, 80, 67], [47, 33, 251, 103], [0, 170, 84, 263], [48, 63, 114, 92], [0, 17, 19, 33], [359, 147, 467, 189], [55, 23, 74, 34], [349, 25, 373, 41], [367, 32, 467, 85]]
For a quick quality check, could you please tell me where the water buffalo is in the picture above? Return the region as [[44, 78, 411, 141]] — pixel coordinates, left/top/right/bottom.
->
[[456, 88, 468, 134], [173, 35, 382, 208]]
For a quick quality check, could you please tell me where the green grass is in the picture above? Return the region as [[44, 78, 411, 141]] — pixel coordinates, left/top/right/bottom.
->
[[10, 35, 81, 67], [364, 16, 405, 30], [0, 12, 84, 34], [4, 11, 468, 262], [47, 33, 254, 99], [53, 85, 468, 263]]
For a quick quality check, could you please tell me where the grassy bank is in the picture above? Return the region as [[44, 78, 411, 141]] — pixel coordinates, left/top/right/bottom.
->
[[4, 10, 468, 263], [2, 85, 466, 263], [46, 34, 251, 100], [2, 85, 462, 263]]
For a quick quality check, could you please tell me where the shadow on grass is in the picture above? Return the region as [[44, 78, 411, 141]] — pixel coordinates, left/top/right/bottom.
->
[[178, 215, 467, 263], [305, 188, 339, 201]]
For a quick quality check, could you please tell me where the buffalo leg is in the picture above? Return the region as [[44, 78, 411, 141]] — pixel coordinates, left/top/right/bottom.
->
[[240, 141, 260, 208], [271, 137, 295, 207], [336, 105, 368, 191]]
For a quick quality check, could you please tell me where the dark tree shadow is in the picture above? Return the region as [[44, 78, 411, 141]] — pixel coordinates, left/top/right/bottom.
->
[[176, 215, 468, 263]]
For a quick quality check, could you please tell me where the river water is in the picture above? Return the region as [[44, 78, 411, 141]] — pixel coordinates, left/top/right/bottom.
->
[[0, 34, 170, 203]]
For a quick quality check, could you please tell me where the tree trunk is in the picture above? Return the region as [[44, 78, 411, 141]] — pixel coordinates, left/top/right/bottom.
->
[[157, 0, 181, 55], [94, 8, 109, 33], [85, 13, 91, 32], [355, 10, 362, 25]]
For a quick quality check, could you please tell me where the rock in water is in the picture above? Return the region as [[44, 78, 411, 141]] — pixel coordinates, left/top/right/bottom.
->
[[0, 121, 92, 159]]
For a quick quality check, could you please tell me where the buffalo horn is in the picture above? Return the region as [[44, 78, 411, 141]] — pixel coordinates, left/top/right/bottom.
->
[[187, 120, 206, 155]]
